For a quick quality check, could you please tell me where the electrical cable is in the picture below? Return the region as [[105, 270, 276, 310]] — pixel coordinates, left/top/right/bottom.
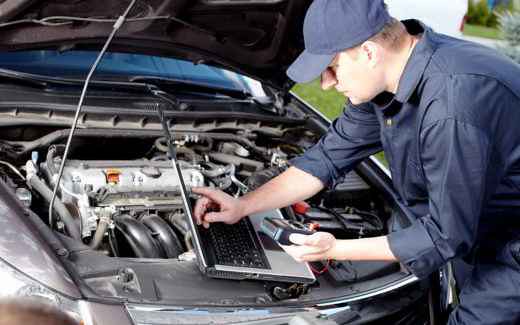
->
[[315, 206, 384, 236], [347, 207, 384, 229], [0, 160, 25, 181], [48, 0, 138, 230], [0, 15, 215, 36]]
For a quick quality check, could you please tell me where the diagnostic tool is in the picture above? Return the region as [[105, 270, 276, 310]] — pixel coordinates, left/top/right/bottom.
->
[[261, 217, 315, 245]]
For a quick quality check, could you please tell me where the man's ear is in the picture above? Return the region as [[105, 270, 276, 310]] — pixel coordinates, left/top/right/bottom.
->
[[360, 41, 381, 68]]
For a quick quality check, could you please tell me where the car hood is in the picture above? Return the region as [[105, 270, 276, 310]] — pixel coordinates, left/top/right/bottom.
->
[[0, 0, 312, 90]]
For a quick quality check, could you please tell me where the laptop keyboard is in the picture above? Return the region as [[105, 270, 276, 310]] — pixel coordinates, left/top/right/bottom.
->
[[201, 218, 271, 269]]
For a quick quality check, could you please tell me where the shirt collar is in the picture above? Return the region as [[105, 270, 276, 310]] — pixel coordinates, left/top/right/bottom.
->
[[374, 20, 437, 113], [394, 19, 437, 103]]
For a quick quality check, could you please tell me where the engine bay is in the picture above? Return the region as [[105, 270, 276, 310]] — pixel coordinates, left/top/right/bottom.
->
[[0, 123, 402, 303]]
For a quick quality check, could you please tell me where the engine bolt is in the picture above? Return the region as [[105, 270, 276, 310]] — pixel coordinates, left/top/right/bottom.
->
[[56, 248, 68, 257]]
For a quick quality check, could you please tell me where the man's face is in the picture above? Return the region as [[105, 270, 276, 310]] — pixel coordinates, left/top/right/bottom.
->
[[321, 46, 386, 105]]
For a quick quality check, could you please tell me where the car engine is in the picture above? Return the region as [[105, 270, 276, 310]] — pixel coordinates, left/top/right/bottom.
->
[[8, 132, 294, 259], [47, 159, 204, 236], [0, 127, 386, 262]]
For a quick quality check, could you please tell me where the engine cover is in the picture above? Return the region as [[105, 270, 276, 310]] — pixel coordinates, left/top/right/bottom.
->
[[48, 159, 204, 237]]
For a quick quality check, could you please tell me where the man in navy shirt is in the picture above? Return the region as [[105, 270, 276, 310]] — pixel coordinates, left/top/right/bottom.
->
[[194, 0, 520, 323]]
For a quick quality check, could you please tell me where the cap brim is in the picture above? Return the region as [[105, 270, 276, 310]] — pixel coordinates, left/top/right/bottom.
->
[[286, 50, 335, 83]]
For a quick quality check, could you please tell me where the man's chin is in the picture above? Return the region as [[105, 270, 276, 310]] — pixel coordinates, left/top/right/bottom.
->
[[347, 96, 363, 105]]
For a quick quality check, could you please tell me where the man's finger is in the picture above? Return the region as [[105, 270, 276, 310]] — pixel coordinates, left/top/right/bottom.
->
[[289, 233, 312, 246], [193, 197, 210, 224], [204, 211, 229, 223], [307, 232, 331, 247], [300, 253, 328, 262], [283, 244, 326, 259], [192, 187, 226, 203]]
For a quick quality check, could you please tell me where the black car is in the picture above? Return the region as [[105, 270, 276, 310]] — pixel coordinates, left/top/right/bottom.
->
[[0, 1, 443, 324]]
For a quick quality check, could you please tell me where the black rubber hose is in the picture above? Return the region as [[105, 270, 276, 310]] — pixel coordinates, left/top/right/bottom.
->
[[114, 215, 163, 258], [208, 152, 264, 171], [27, 175, 81, 240], [200, 162, 232, 178], [6, 129, 267, 157], [140, 214, 184, 258]]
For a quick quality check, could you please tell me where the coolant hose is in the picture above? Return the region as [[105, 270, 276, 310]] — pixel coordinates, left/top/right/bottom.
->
[[27, 175, 81, 240], [90, 216, 110, 249]]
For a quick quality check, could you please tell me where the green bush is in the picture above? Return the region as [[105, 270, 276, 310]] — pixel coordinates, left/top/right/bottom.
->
[[497, 11, 520, 63], [467, 0, 515, 27]]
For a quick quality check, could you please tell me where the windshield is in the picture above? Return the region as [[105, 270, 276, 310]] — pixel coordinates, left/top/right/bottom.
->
[[0, 50, 265, 96]]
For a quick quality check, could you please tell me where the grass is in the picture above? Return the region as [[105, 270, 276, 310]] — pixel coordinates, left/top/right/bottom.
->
[[291, 81, 388, 166], [463, 23, 503, 39], [291, 80, 347, 120]]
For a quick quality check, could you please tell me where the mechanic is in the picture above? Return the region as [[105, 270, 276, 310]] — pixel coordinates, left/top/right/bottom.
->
[[193, 0, 520, 323]]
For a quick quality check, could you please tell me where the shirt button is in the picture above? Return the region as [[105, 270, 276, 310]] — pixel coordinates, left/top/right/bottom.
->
[[385, 118, 392, 126]]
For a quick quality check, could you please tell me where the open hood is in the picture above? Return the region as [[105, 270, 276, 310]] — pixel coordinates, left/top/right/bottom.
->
[[0, 0, 312, 90]]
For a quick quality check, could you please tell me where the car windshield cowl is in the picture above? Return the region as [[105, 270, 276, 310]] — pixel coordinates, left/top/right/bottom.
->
[[0, 67, 245, 96], [0, 50, 267, 94], [128, 75, 253, 100], [0, 67, 282, 116]]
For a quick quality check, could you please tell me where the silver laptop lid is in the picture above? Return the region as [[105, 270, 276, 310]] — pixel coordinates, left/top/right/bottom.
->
[[154, 104, 208, 268]]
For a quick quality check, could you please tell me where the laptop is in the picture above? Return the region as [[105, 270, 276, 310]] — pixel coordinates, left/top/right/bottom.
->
[[187, 206, 316, 283], [155, 105, 315, 284]]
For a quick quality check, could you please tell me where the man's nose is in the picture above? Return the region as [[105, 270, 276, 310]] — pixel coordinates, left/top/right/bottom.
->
[[320, 68, 337, 90]]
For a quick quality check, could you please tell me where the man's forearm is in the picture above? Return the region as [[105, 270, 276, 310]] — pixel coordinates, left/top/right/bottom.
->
[[239, 166, 325, 216], [328, 236, 397, 261]]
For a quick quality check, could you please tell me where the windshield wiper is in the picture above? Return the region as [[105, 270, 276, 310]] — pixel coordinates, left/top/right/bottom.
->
[[0, 68, 280, 114], [129, 75, 252, 99], [0, 68, 64, 88], [0, 67, 148, 90], [130, 76, 281, 115]]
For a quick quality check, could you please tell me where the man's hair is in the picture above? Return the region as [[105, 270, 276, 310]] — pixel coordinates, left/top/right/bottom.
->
[[368, 17, 408, 50]]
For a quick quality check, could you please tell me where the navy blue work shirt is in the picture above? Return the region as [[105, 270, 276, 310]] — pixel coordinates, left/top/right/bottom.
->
[[290, 20, 520, 279]]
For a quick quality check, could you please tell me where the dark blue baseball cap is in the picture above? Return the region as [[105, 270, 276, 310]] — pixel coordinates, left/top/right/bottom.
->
[[287, 0, 392, 83]]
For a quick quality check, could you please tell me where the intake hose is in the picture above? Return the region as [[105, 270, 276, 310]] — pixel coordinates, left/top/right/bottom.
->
[[139, 214, 184, 258], [27, 175, 81, 240], [154, 138, 200, 162], [114, 215, 163, 258]]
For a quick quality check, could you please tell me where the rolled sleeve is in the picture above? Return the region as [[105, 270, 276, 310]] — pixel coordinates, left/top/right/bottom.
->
[[290, 102, 382, 187], [388, 217, 447, 279], [388, 117, 492, 279]]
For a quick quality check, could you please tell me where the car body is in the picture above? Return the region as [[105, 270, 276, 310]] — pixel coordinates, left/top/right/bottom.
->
[[386, 0, 468, 38], [0, 1, 439, 324]]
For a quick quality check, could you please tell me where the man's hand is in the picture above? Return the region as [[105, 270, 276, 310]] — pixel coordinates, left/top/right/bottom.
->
[[281, 232, 337, 262], [192, 187, 245, 228]]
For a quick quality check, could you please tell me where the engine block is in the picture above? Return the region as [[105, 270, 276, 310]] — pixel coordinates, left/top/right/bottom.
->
[[46, 159, 204, 237]]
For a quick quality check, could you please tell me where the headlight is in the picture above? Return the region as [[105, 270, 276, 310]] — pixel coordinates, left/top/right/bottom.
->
[[0, 257, 91, 324]]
